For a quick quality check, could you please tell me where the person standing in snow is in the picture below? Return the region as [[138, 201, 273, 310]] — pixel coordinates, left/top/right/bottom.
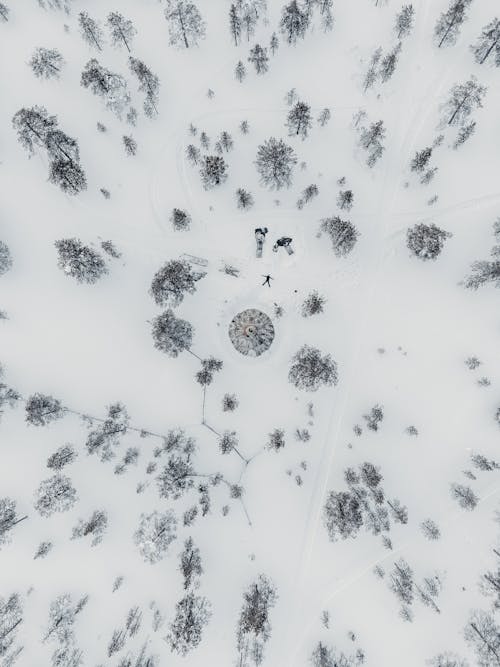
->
[[255, 227, 268, 258], [273, 237, 294, 255]]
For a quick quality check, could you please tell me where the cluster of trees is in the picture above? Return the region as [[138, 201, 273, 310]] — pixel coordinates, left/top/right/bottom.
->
[[310, 641, 363, 667], [12, 106, 87, 194], [167, 538, 211, 654], [78, 10, 137, 52], [149, 258, 206, 357], [229, 1, 267, 45], [324, 462, 407, 547], [364, 42, 402, 92], [378, 557, 442, 621], [43, 592, 87, 667], [236, 574, 277, 667]]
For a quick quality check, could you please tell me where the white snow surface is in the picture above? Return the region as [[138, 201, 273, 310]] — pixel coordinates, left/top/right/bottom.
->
[[0, 1, 499, 666]]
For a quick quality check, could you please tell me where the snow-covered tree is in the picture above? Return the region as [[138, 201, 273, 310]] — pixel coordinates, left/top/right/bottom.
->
[[134, 510, 177, 563], [319, 217, 359, 257], [464, 609, 500, 667], [107, 12, 136, 52], [164, 1, 206, 48], [280, 0, 310, 45], [200, 155, 228, 188], [302, 291, 325, 317], [25, 393, 65, 426], [81, 59, 130, 118], [248, 44, 269, 74], [286, 101, 312, 138], [289, 345, 338, 391], [151, 310, 193, 357], [12, 106, 57, 155], [129, 58, 159, 117], [0, 242, 13, 275], [167, 593, 211, 655], [170, 208, 192, 231], [55, 238, 107, 283], [236, 574, 277, 667], [150, 259, 205, 307], [434, 0, 472, 48], [395, 4, 415, 39], [406, 223, 451, 260], [443, 77, 487, 127], [35, 475, 77, 517], [235, 60, 247, 82], [78, 11, 104, 51], [30, 48, 64, 79], [255, 138, 297, 189], [0, 498, 27, 549]]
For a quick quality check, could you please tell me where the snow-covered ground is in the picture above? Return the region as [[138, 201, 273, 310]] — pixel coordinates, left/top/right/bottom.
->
[[0, 1, 499, 666]]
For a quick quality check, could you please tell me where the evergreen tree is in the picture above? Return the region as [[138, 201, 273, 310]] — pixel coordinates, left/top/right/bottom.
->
[[81, 59, 130, 118], [129, 57, 159, 116], [150, 259, 204, 307], [395, 4, 414, 39], [55, 238, 107, 283], [270, 32, 279, 54], [167, 593, 211, 655], [320, 217, 359, 256], [235, 60, 247, 82], [380, 42, 402, 82], [255, 137, 297, 189], [236, 188, 254, 209], [78, 11, 104, 51], [25, 393, 64, 426], [248, 44, 269, 74], [35, 475, 77, 517], [0, 498, 27, 549], [151, 310, 193, 357], [134, 511, 177, 563], [280, 1, 310, 45], [410, 147, 432, 172], [45, 129, 79, 163], [434, 0, 472, 48], [0, 3, 9, 22], [122, 135, 137, 156], [164, 1, 206, 48], [30, 48, 64, 79], [443, 77, 487, 127], [12, 106, 57, 155], [286, 101, 312, 138], [464, 609, 500, 667], [0, 242, 13, 275], [288, 345, 338, 391], [107, 11, 136, 52], [229, 4, 242, 45], [236, 575, 277, 667], [200, 155, 228, 188], [471, 18, 500, 66], [49, 158, 87, 195], [406, 223, 451, 260]]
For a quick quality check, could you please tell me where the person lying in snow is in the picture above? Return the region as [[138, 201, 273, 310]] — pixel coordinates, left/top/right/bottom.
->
[[273, 237, 294, 255]]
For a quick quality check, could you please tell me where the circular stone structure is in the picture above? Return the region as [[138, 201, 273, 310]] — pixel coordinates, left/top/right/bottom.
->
[[228, 309, 275, 357]]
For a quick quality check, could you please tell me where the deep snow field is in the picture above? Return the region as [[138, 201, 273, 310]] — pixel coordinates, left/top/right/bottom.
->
[[0, 1, 499, 666]]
